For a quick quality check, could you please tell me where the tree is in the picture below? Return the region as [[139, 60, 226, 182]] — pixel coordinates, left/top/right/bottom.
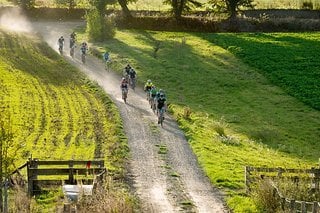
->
[[117, 0, 133, 18], [163, 0, 202, 20], [55, 0, 77, 9], [209, 0, 254, 20], [86, 0, 116, 41], [10, 0, 35, 9]]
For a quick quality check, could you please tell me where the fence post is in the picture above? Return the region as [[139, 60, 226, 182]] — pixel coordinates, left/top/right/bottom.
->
[[281, 197, 286, 210], [290, 200, 295, 213], [301, 201, 306, 213], [27, 158, 38, 196], [312, 202, 318, 213], [69, 160, 74, 184]]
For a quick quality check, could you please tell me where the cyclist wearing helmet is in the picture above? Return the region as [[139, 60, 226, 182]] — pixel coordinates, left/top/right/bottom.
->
[[156, 89, 167, 123], [58, 36, 64, 53], [80, 42, 88, 55], [156, 89, 167, 110], [144, 79, 153, 92], [150, 85, 157, 100], [124, 64, 131, 76], [120, 77, 128, 90]]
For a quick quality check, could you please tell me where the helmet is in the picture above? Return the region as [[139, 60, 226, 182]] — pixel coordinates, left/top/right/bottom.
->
[[122, 77, 125, 81], [159, 89, 163, 93], [147, 79, 151, 83]]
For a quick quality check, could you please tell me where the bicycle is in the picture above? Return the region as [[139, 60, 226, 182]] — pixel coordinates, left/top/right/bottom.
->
[[81, 52, 86, 64], [150, 97, 157, 113], [59, 45, 63, 55], [105, 60, 112, 71], [122, 88, 128, 103], [129, 76, 136, 90], [70, 45, 75, 58], [158, 107, 165, 127]]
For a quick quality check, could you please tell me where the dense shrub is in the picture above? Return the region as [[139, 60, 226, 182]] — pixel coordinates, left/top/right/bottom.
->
[[115, 16, 219, 32], [86, 9, 115, 41]]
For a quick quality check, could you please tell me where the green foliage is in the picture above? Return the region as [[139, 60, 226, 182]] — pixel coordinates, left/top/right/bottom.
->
[[54, 0, 76, 9], [12, 0, 35, 9], [251, 180, 281, 212], [301, 1, 313, 9], [208, 0, 254, 18], [163, 0, 203, 19], [86, 9, 115, 41], [77, 177, 137, 212]]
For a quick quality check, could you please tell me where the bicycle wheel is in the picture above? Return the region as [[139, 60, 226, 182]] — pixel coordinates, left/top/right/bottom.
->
[[81, 54, 86, 64], [158, 108, 164, 127], [70, 48, 74, 58], [122, 89, 127, 103]]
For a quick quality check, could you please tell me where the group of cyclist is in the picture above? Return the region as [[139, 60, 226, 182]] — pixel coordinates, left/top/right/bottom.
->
[[58, 36, 166, 125], [144, 79, 167, 125], [57, 32, 88, 63], [120, 73, 166, 125], [123, 64, 137, 90]]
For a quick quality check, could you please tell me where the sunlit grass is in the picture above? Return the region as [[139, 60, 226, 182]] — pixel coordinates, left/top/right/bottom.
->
[[87, 29, 320, 211], [0, 31, 127, 175]]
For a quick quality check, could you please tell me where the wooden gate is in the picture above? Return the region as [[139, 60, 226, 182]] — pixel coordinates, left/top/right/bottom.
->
[[27, 158, 106, 196]]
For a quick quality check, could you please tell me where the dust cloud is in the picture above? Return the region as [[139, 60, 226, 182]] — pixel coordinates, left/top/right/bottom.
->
[[0, 7, 32, 33]]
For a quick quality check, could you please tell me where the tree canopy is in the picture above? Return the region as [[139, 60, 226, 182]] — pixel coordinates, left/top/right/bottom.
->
[[163, 0, 202, 19], [209, 0, 254, 19]]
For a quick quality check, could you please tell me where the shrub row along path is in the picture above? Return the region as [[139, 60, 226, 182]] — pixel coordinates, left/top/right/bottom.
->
[[32, 21, 227, 212]]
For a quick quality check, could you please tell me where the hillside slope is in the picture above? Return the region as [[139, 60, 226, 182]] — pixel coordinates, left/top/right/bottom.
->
[[0, 30, 126, 174]]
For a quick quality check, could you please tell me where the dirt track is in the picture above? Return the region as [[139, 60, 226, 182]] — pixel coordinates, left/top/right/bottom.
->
[[32, 21, 228, 213]]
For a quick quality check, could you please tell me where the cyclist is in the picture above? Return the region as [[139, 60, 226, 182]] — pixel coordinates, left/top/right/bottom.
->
[[149, 85, 158, 111], [70, 31, 76, 40], [129, 68, 136, 89], [58, 36, 64, 54], [69, 36, 76, 58], [123, 64, 131, 81], [69, 36, 76, 49], [120, 77, 128, 90], [120, 77, 129, 102], [144, 79, 153, 100], [80, 42, 88, 63], [103, 51, 111, 70], [156, 89, 167, 124], [103, 51, 110, 62], [80, 42, 88, 53]]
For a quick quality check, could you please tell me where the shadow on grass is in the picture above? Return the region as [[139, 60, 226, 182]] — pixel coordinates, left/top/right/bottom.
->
[[198, 32, 320, 111]]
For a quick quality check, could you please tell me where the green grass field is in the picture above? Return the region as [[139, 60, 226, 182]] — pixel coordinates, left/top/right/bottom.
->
[[0, 30, 128, 175], [87, 29, 320, 212]]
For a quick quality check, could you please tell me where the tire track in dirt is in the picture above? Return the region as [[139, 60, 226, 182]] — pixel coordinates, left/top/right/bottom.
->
[[32, 21, 228, 213]]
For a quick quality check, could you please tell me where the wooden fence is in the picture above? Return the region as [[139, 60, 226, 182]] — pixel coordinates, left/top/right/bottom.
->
[[245, 166, 320, 213], [26, 158, 106, 196]]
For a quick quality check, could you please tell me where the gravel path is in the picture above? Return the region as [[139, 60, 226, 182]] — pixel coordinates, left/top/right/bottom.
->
[[32, 21, 228, 213]]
